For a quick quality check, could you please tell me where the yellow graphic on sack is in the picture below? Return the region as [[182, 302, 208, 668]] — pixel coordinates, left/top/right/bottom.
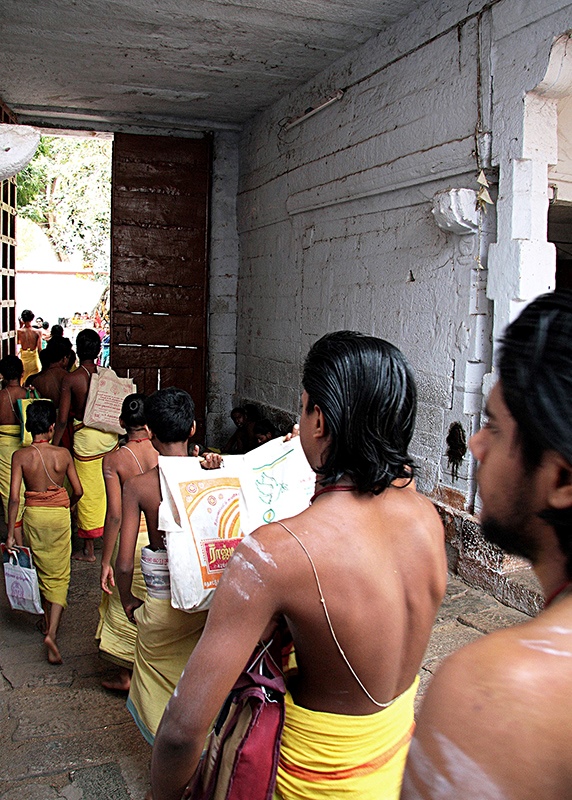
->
[[179, 477, 243, 589]]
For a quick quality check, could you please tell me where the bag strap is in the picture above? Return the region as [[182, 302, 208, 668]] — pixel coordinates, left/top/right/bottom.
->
[[276, 520, 396, 709]]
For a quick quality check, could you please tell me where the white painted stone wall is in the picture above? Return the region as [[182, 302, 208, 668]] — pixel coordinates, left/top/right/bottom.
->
[[234, 0, 572, 505]]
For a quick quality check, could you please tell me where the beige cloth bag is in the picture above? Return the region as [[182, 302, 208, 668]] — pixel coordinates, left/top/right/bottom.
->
[[83, 367, 136, 434]]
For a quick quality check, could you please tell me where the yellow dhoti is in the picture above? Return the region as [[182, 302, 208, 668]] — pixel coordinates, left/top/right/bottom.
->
[[20, 348, 41, 383], [127, 592, 207, 744], [0, 425, 23, 526], [96, 514, 148, 669], [274, 677, 419, 800], [73, 422, 118, 538], [23, 488, 72, 608]]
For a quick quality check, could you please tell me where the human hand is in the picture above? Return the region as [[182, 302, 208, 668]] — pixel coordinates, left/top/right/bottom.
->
[[122, 595, 143, 624], [200, 452, 223, 470], [5, 535, 19, 554], [283, 423, 300, 442], [100, 561, 115, 595]]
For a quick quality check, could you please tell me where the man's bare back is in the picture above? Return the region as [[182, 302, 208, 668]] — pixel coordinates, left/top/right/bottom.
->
[[12, 442, 76, 492], [30, 364, 68, 407], [0, 383, 27, 425], [17, 326, 41, 353], [53, 364, 92, 445]]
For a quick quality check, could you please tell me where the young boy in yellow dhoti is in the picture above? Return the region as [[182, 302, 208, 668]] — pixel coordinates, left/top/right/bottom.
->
[[6, 400, 82, 665], [0, 355, 28, 530], [116, 388, 221, 746], [53, 328, 118, 562], [97, 394, 158, 692]]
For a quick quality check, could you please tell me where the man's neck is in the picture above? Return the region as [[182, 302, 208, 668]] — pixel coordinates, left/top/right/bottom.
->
[[154, 441, 189, 457]]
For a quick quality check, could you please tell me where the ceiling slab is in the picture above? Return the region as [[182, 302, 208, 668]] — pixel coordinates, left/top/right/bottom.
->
[[2, 0, 424, 132]]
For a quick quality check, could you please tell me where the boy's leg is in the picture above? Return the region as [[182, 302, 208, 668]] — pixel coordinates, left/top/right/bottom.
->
[[44, 601, 64, 664]]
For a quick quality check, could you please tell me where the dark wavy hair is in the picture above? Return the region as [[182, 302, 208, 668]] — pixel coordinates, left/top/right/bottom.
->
[[120, 393, 147, 430], [498, 290, 572, 575], [144, 387, 195, 444], [0, 355, 23, 381], [302, 331, 417, 494]]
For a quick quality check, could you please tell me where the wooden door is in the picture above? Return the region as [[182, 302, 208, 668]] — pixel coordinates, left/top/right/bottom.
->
[[110, 133, 211, 441]]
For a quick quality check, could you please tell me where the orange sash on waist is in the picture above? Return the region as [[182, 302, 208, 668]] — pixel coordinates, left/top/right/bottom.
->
[[25, 486, 70, 508]]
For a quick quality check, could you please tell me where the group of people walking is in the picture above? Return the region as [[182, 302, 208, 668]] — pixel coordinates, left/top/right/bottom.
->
[[3, 290, 572, 800]]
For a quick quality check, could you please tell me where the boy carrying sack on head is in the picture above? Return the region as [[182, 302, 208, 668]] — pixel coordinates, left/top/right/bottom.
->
[[6, 400, 83, 664]]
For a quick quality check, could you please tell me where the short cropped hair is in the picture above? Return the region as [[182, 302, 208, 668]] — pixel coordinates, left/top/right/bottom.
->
[[50, 324, 64, 338], [21, 310, 34, 323], [144, 387, 195, 444], [76, 329, 101, 361], [25, 400, 56, 436], [302, 330, 417, 494], [121, 393, 147, 431], [0, 355, 23, 381], [254, 419, 276, 437]]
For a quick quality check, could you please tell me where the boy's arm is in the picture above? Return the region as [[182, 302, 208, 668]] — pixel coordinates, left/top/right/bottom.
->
[[65, 452, 83, 508], [6, 453, 24, 549], [53, 374, 72, 446], [101, 454, 122, 594], [116, 476, 144, 621]]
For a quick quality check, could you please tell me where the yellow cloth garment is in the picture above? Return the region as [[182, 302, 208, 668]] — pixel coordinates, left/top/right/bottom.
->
[[73, 421, 118, 538], [96, 514, 149, 669], [0, 424, 23, 525], [127, 597, 207, 744], [274, 676, 419, 800], [23, 502, 72, 608], [20, 348, 41, 384]]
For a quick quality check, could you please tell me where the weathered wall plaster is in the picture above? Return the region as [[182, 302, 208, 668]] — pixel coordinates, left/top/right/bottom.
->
[[207, 131, 240, 445], [233, 0, 572, 599]]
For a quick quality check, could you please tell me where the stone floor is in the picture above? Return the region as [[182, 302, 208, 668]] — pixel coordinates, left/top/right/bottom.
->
[[0, 544, 531, 800]]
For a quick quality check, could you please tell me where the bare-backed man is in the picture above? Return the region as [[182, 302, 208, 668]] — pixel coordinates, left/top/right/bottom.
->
[[402, 290, 572, 800], [53, 328, 118, 561], [151, 331, 447, 800], [17, 309, 42, 384]]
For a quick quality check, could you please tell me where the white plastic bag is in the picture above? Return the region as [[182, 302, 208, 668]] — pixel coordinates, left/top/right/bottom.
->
[[3, 549, 44, 615]]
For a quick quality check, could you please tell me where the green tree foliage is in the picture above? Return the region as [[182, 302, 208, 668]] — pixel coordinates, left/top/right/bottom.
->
[[17, 135, 112, 280]]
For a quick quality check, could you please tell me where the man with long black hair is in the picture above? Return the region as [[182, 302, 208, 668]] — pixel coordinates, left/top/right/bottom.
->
[[402, 290, 572, 800], [152, 331, 447, 800]]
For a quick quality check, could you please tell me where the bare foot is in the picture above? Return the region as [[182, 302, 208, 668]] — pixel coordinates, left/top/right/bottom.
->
[[35, 618, 47, 635], [102, 674, 131, 692], [72, 549, 96, 563], [44, 634, 63, 664]]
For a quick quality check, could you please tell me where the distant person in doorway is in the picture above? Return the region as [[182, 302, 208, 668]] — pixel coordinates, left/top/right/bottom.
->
[[17, 310, 42, 384]]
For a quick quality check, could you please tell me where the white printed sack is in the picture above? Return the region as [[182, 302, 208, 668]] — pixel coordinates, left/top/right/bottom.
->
[[83, 367, 136, 435], [3, 550, 44, 615], [158, 437, 315, 613]]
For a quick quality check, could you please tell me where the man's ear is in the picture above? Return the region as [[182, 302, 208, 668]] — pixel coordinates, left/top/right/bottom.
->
[[546, 452, 572, 511], [189, 421, 197, 439], [313, 405, 328, 440]]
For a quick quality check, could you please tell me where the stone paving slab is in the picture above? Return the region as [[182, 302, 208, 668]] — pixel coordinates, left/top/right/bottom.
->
[[0, 544, 535, 799]]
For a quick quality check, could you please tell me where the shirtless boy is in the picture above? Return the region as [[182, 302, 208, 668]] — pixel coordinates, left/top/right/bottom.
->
[[98, 393, 158, 692], [0, 356, 28, 527], [17, 310, 42, 384], [116, 387, 222, 744], [401, 290, 572, 800], [29, 339, 70, 407], [6, 400, 82, 664], [151, 331, 447, 800], [53, 329, 118, 561]]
